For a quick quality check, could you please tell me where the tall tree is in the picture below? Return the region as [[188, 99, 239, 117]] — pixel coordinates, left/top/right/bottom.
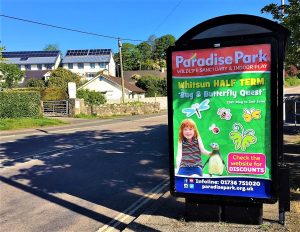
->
[[261, 0, 300, 69], [43, 44, 59, 51], [147, 34, 157, 52], [0, 63, 24, 88], [137, 42, 154, 70], [153, 34, 176, 67], [119, 43, 142, 71]]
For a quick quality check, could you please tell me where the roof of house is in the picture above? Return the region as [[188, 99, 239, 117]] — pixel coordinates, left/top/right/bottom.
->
[[79, 73, 145, 93], [123, 70, 166, 83], [19, 70, 51, 87], [62, 49, 113, 64], [2, 51, 61, 65]]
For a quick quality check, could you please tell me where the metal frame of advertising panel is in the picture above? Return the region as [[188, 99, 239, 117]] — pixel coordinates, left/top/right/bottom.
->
[[167, 15, 290, 205]]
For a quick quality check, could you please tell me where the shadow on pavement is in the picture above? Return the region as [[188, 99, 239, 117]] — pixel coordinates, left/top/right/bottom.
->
[[0, 124, 168, 231]]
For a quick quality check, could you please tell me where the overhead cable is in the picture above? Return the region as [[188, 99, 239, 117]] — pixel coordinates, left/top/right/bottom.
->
[[0, 14, 147, 42]]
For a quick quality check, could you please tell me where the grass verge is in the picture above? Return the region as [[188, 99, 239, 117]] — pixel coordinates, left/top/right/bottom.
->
[[74, 113, 128, 119], [0, 117, 68, 130]]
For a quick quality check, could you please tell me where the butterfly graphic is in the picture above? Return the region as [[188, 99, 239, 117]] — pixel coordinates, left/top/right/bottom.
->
[[182, 99, 210, 119], [229, 123, 257, 151], [217, 108, 232, 120], [243, 108, 261, 122]]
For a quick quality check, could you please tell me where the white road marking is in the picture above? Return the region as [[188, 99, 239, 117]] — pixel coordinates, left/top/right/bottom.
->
[[97, 179, 169, 232]]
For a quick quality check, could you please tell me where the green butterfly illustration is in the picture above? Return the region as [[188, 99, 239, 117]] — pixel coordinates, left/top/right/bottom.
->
[[229, 123, 257, 151]]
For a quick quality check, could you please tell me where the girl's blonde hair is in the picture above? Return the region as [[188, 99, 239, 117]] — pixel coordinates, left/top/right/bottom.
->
[[178, 119, 199, 142]]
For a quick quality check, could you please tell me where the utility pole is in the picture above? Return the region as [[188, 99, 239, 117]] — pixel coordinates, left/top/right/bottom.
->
[[118, 38, 125, 103], [281, 0, 285, 16]]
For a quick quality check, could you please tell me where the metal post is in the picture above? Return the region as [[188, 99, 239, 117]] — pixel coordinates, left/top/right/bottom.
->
[[295, 100, 297, 127], [118, 38, 125, 103]]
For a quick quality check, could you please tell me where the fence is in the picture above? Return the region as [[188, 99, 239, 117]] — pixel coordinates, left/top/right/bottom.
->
[[42, 100, 69, 116]]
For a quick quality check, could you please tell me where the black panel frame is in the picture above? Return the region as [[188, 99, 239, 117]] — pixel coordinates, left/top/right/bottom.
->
[[167, 16, 289, 204]]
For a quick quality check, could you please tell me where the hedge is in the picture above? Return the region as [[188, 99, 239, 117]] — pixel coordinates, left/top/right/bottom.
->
[[41, 88, 68, 101], [77, 89, 106, 105], [0, 91, 41, 118], [11, 87, 68, 101]]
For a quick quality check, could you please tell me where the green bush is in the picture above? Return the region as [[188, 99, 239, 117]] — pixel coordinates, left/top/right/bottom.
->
[[77, 89, 106, 105], [11, 87, 68, 100], [41, 88, 68, 100], [47, 68, 82, 90], [26, 78, 46, 88], [285, 76, 300, 87], [0, 91, 41, 118], [135, 75, 167, 97]]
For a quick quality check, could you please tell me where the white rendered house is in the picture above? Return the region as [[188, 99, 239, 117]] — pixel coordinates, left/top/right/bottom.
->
[[78, 73, 145, 100], [61, 49, 116, 78], [2, 51, 62, 71]]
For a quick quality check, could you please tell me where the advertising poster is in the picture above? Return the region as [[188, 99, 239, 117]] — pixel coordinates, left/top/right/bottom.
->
[[172, 44, 272, 198]]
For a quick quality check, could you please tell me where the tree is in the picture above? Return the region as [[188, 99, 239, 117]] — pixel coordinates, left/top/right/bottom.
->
[[152, 34, 176, 67], [43, 44, 59, 51], [47, 68, 82, 90], [119, 43, 142, 71], [135, 75, 167, 97], [137, 42, 155, 70], [0, 63, 24, 88], [147, 34, 157, 52], [261, 0, 300, 70], [0, 46, 6, 62]]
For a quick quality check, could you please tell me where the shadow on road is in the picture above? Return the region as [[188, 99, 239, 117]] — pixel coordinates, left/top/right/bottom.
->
[[0, 124, 168, 231]]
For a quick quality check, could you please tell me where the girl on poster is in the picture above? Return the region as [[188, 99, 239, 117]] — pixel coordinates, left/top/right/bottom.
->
[[176, 119, 211, 177]]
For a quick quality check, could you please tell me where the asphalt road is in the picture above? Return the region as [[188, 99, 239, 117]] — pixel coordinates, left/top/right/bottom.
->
[[0, 114, 169, 232]]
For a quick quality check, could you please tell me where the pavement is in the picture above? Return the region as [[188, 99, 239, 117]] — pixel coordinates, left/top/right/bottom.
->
[[123, 124, 300, 232]]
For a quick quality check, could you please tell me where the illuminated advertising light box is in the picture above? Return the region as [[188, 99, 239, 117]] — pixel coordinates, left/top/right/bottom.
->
[[170, 44, 273, 199]]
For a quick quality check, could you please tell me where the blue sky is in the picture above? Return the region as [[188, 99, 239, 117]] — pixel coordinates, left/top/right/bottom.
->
[[1, 0, 279, 54]]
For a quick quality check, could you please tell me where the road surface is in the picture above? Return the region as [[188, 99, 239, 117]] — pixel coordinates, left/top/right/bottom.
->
[[0, 114, 168, 231]]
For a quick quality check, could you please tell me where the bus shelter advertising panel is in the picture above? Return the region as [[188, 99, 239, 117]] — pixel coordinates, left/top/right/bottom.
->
[[171, 44, 272, 198]]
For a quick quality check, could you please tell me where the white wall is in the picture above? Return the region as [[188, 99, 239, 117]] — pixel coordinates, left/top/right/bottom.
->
[[54, 54, 62, 69], [81, 76, 131, 100], [20, 64, 55, 71], [108, 55, 116, 76], [63, 63, 109, 76]]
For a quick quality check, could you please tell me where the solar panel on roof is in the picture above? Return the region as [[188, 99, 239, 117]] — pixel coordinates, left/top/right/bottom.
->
[[65, 49, 111, 56], [2, 51, 59, 58]]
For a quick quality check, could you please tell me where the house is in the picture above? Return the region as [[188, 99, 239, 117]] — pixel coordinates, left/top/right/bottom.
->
[[62, 49, 116, 78], [78, 73, 145, 100], [2, 51, 61, 71]]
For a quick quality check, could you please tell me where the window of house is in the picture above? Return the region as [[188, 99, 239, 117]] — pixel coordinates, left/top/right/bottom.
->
[[86, 73, 96, 78], [44, 64, 52, 70], [99, 62, 106, 68], [37, 64, 43, 70], [25, 64, 31, 70], [78, 63, 84, 69], [68, 63, 73, 69], [90, 63, 95, 69]]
